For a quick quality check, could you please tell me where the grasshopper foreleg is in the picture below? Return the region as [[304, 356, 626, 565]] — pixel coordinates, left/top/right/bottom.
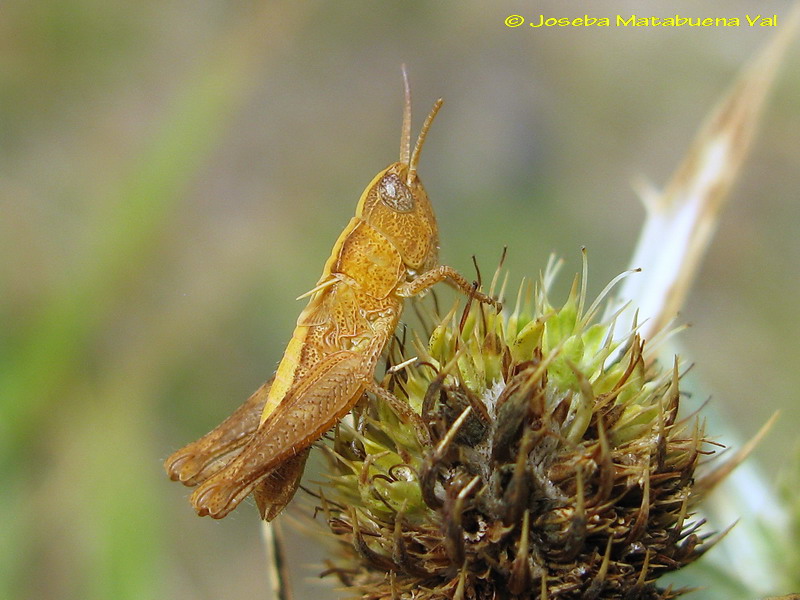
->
[[398, 265, 501, 310]]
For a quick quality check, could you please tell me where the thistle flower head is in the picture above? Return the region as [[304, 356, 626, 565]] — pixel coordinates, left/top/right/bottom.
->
[[318, 259, 716, 599]]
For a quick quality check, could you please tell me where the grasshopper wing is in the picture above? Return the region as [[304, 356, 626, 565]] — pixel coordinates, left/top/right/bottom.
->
[[164, 379, 271, 486], [190, 350, 367, 519]]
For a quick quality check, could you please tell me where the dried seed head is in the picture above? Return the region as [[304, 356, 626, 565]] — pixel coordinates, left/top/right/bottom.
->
[[317, 262, 718, 599]]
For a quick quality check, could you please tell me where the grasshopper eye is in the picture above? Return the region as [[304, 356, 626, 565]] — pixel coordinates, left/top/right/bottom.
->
[[378, 173, 414, 212]]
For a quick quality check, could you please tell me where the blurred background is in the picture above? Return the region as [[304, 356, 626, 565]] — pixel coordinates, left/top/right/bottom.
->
[[1, 1, 798, 598]]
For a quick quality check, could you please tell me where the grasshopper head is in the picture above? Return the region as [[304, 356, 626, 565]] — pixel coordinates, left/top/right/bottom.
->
[[356, 82, 443, 273]]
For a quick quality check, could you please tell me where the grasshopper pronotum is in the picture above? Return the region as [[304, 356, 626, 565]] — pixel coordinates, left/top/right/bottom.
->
[[164, 73, 500, 521]]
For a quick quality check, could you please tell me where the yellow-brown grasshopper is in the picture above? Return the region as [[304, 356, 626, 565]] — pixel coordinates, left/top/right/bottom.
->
[[164, 74, 500, 521]]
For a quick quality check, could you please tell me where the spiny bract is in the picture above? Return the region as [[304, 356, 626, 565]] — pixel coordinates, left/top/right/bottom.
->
[[317, 259, 716, 600]]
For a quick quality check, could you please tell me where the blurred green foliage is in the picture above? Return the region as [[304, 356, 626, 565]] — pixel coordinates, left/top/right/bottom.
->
[[1, 1, 798, 599]]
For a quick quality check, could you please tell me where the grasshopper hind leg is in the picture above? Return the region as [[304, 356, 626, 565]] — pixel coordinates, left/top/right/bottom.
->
[[164, 379, 272, 487], [190, 350, 367, 520]]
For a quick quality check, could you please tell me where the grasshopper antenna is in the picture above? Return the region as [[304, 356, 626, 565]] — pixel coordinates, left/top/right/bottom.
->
[[400, 64, 412, 166], [408, 96, 443, 184]]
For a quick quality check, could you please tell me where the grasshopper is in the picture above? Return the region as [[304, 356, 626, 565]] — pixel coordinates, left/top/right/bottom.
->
[[164, 74, 500, 521]]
